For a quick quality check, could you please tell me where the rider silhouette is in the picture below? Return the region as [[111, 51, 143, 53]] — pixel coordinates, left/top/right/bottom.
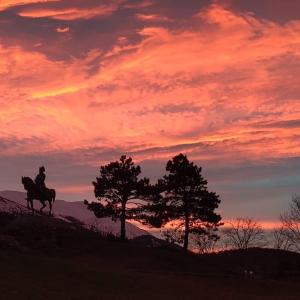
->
[[35, 166, 46, 193]]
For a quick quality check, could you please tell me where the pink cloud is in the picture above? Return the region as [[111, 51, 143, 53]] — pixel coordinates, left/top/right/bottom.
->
[[18, 4, 119, 20], [0, 0, 58, 11], [135, 13, 171, 22], [0, 4, 299, 167], [56, 26, 70, 33]]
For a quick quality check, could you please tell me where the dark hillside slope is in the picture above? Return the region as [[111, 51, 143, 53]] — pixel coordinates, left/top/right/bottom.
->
[[0, 190, 148, 238], [0, 210, 300, 299], [0, 208, 300, 276]]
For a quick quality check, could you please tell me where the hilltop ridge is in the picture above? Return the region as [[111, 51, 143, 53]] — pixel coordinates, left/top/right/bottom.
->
[[0, 190, 149, 239]]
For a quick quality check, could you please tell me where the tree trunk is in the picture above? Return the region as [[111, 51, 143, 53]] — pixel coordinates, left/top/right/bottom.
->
[[183, 214, 190, 252], [120, 200, 126, 241]]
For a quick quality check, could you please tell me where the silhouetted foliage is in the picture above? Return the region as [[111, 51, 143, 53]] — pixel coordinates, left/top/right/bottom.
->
[[141, 153, 222, 252], [272, 225, 293, 251], [279, 195, 300, 252], [161, 221, 184, 245], [192, 224, 220, 254], [85, 155, 149, 240], [223, 218, 266, 250]]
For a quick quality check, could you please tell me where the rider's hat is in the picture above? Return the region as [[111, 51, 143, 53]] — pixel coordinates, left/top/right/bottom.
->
[[39, 166, 45, 172]]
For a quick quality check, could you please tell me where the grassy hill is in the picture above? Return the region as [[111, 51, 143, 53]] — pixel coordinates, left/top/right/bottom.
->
[[0, 211, 300, 299]]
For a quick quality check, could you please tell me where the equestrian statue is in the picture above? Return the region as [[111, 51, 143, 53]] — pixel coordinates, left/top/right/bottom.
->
[[22, 166, 56, 215]]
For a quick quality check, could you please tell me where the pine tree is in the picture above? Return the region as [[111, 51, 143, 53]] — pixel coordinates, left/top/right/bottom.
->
[[85, 155, 149, 240], [143, 153, 222, 252]]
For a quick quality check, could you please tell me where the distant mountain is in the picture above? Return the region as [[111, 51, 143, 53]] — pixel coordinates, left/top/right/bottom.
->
[[0, 190, 149, 239]]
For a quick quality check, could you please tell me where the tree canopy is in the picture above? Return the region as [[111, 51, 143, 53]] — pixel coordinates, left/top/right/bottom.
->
[[142, 153, 222, 252], [85, 155, 149, 240], [85, 153, 222, 251]]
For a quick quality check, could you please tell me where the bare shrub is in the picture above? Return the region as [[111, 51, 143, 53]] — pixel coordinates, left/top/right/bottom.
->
[[192, 229, 219, 254], [161, 221, 184, 245], [272, 226, 293, 250], [280, 195, 300, 252], [223, 218, 266, 250]]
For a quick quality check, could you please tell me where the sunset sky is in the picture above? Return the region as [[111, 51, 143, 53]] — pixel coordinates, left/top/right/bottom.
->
[[0, 0, 299, 224]]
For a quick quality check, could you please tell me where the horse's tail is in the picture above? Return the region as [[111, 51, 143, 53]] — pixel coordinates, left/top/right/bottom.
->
[[52, 189, 56, 203]]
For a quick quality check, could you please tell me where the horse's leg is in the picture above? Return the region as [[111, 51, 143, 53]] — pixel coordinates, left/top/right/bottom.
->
[[48, 200, 52, 216], [30, 199, 34, 215], [40, 201, 46, 213]]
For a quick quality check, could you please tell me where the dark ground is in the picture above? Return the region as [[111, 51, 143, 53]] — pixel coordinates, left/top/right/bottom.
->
[[0, 213, 300, 300]]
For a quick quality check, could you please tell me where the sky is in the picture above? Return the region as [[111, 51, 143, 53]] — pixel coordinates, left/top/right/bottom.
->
[[0, 0, 299, 224]]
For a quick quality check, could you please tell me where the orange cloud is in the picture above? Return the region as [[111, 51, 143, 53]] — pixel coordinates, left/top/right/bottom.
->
[[0, 0, 58, 11], [135, 13, 171, 22], [18, 5, 118, 20], [56, 26, 70, 33], [57, 184, 92, 194], [0, 4, 300, 167], [223, 220, 282, 230]]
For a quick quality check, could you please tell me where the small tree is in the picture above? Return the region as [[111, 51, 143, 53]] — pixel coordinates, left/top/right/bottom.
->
[[85, 155, 148, 240], [280, 195, 300, 252], [192, 225, 219, 254], [223, 218, 266, 250], [272, 226, 293, 251], [142, 153, 222, 252], [161, 221, 184, 246]]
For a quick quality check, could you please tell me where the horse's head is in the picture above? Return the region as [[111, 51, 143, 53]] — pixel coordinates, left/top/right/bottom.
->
[[21, 176, 35, 191]]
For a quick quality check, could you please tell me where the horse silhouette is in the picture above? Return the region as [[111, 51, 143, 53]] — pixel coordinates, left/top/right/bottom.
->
[[21, 176, 56, 215]]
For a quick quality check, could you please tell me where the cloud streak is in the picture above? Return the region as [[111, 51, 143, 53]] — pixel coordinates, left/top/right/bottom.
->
[[1, 4, 299, 159], [0, 1, 299, 221], [0, 0, 58, 11], [17, 3, 120, 20]]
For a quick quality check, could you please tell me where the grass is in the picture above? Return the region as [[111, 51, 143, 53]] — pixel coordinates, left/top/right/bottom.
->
[[0, 250, 300, 300]]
